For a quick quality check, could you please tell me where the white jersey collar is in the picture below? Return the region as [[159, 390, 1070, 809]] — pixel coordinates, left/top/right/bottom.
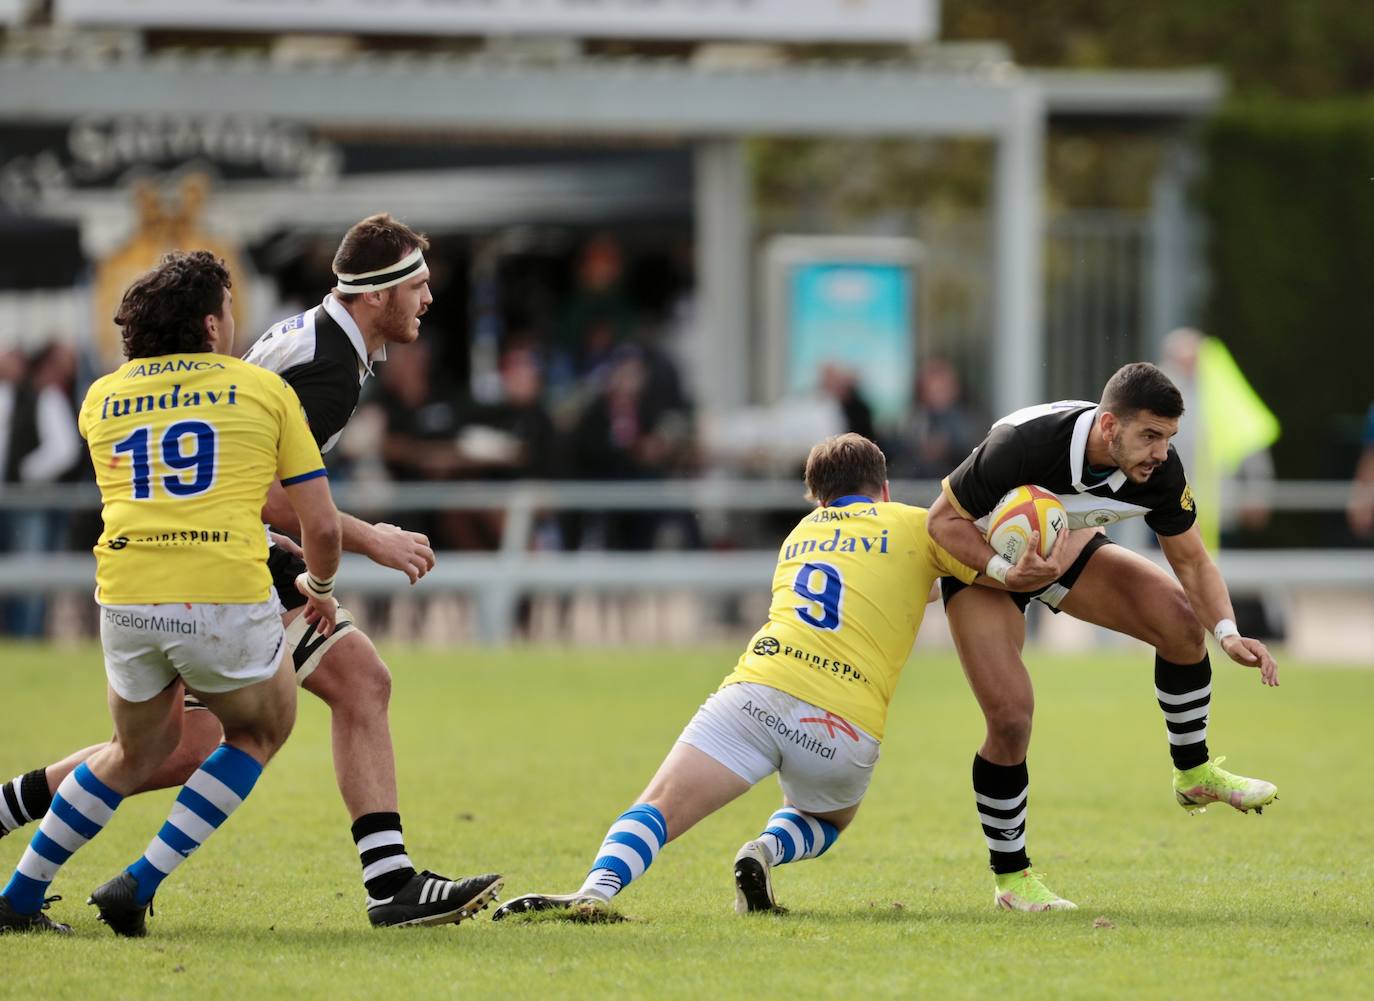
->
[[322, 293, 386, 376], [1069, 406, 1127, 493]]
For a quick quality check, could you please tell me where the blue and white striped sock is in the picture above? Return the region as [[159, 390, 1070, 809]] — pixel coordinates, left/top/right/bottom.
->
[[1, 763, 122, 914], [126, 743, 263, 906], [577, 803, 668, 901], [758, 808, 839, 865]]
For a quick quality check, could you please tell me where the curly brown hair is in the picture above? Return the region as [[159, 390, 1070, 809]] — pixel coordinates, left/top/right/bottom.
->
[[115, 250, 232, 360], [804, 433, 887, 505]]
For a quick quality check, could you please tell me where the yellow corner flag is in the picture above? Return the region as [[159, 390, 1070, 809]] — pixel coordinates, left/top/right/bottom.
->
[[1197, 337, 1280, 475], [1194, 337, 1281, 550]]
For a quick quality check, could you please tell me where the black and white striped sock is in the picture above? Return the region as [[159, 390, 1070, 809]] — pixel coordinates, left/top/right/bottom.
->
[[0, 768, 52, 836], [1155, 653, 1211, 771], [351, 812, 416, 900], [973, 754, 1031, 875]]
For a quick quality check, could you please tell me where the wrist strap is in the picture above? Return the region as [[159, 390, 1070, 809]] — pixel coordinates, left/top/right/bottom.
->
[[984, 554, 1013, 585], [302, 572, 336, 599], [1213, 617, 1240, 643]]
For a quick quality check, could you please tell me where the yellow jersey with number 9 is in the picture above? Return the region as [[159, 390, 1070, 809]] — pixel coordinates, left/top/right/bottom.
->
[[77, 353, 325, 605], [720, 497, 978, 740]]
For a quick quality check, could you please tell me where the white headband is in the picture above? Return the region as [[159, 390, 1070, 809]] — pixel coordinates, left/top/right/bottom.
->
[[334, 247, 427, 293]]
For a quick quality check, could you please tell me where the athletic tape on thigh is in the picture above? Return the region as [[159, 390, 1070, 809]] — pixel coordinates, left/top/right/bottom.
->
[[284, 606, 356, 684]]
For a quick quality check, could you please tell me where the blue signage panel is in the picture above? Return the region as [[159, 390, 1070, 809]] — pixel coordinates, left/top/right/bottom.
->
[[786, 260, 914, 422]]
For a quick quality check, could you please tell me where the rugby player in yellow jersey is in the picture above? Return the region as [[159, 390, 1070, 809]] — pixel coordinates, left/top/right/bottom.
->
[[492, 433, 1061, 920], [0, 251, 342, 936], [0, 216, 503, 929]]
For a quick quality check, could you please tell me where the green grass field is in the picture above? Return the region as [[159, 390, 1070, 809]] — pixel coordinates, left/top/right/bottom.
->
[[1, 640, 1370, 1000]]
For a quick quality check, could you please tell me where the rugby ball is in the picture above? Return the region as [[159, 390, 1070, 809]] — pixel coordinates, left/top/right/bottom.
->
[[985, 485, 1067, 562]]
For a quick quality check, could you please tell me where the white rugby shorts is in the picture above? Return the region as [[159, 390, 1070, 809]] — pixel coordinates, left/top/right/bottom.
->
[[677, 682, 881, 813], [99, 600, 284, 703]]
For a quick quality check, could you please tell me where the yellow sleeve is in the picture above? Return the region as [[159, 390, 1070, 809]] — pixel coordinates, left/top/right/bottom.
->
[[77, 384, 94, 441], [927, 532, 979, 584], [897, 503, 980, 585], [272, 376, 327, 485]]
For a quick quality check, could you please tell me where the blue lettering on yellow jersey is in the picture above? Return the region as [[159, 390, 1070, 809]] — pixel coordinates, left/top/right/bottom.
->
[[720, 498, 978, 741], [78, 353, 325, 605]]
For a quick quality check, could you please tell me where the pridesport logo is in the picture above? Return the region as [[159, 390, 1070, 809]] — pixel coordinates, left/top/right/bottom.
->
[[739, 699, 855, 759], [753, 639, 868, 686]]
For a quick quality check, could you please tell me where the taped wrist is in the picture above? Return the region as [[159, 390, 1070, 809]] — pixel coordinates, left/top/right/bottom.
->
[[984, 554, 1013, 585]]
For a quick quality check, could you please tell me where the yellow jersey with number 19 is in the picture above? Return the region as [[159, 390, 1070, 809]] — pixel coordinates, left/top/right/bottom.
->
[[77, 353, 325, 605], [720, 496, 978, 741]]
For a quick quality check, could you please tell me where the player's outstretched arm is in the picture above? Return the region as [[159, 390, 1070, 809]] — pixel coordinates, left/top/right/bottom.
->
[[282, 475, 342, 636], [1159, 525, 1279, 686], [262, 479, 435, 583]]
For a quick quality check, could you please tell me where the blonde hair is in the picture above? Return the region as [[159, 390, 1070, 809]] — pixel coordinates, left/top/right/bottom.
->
[[803, 433, 887, 505]]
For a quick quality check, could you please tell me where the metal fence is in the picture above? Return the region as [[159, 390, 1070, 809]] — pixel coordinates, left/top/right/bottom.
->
[[1, 479, 1369, 644], [914, 209, 1195, 412]]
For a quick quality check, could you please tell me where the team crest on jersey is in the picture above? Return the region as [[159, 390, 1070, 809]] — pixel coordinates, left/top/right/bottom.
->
[[1085, 509, 1120, 527], [1180, 483, 1195, 512], [753, 637, 780, 656]]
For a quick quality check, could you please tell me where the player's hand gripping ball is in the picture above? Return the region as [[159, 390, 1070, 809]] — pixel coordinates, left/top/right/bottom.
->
[[985, 485, 1068, 562]]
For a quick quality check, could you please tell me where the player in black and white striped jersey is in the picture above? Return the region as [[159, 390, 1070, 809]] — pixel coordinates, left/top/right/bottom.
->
[[0, 216, 501, 929], [928, 362, 1280, 912]]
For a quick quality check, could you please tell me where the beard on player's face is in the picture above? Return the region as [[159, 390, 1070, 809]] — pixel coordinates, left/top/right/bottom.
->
[[378, 291, 420, 344], [1109, 428, 1163, 481]]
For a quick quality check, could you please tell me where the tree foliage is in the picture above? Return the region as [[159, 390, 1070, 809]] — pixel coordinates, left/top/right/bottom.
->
[[944, 0, 1374, 101], [1203, 100, 1374, 478]]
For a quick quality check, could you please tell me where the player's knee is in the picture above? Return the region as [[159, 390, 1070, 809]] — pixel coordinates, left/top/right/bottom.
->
[[984, 703, 1033, 753], [223, 711, 294, 764], [340, 652, 392, 714], [1153, 588, 1207, 661], [308, 638, 392, 716]]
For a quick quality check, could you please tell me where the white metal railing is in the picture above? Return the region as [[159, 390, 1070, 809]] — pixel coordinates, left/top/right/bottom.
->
[[0, 479, 1369, 642], [0, 476, 1359, 513], [2, 548, 1369, 644]]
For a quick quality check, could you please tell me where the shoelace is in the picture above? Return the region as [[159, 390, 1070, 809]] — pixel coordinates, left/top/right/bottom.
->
[[1019, 871, 1061, 898], [1204, 756, 1242, 789], [39, 895, 61, 911]]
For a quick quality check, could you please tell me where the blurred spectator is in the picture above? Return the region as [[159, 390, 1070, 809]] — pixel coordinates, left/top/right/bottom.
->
[[0, 348, 23, 501], [461, 342, 559, 481], [1347, 402, 1374, 541], [700, 364, 865, 478], [549, 233, 637, 398], [888, 356, 979, 480], [377, 338, 464, 480], [4, 342, 83, 636], [819, 363, 876, 443], [0, 349, 25, 580], [371, 339, 470, 547], [568, 344, 694, 550], [456, 342, 564, 550]]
